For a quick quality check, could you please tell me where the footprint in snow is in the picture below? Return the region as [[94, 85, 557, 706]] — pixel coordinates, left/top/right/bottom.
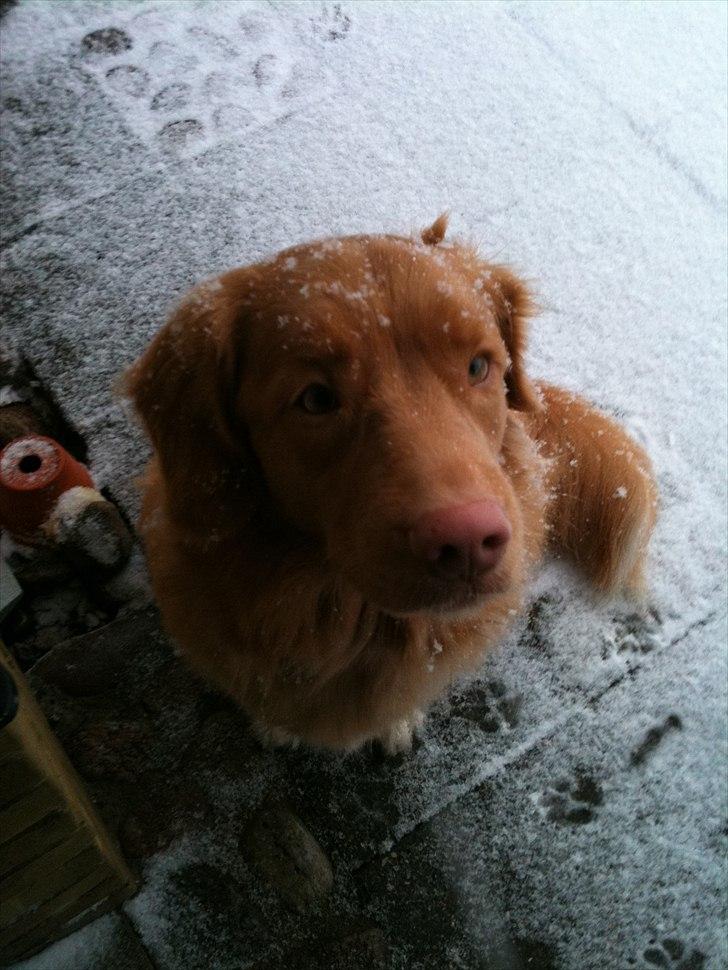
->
[[81, 27, 132, 57], [601, 607, 663, 661], [628, 936, 706, 970], [629, 714, 682, 767], [449, 678, 522, 733], [311, 3, 353, 42], [537, 772, 603, 825], [520, 591, 563, 654]]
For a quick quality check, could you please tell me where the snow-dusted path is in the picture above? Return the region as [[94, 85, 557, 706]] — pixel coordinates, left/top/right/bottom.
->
[[2, 2, 726, 968]]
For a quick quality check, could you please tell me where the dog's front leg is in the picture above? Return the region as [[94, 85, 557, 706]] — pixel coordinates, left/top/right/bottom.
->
[[377, 710, 426, 756]]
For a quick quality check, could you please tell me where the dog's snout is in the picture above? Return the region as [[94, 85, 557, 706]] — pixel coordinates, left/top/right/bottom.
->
[[409, 500, 511, 579]]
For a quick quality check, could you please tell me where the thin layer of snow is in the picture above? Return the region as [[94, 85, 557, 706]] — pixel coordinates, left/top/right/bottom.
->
[[2, 1, 726, 968], [10, 914, 121, 970]]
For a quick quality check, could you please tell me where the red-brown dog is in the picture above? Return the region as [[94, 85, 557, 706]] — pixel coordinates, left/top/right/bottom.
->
[[127, 216, 657, 752]]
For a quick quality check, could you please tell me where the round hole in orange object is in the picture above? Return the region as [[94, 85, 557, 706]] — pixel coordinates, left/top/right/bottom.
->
[[18, 454, 42, 474]]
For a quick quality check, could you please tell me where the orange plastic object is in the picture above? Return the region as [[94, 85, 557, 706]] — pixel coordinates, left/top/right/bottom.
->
[[0, 435, 94, 542]]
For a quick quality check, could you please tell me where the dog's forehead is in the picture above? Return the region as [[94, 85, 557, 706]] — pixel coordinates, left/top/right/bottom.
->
[[245, 235, 501, 356]]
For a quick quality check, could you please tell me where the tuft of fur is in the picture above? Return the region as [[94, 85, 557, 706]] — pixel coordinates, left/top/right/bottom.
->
[[526, 384, 657, 596]]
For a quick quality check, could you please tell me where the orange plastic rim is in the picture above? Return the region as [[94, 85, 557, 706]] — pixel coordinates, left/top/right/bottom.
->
[[0, 435, 94, 541]]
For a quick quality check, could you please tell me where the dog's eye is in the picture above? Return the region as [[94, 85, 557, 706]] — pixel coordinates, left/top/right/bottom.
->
[[468, 355, 490, 385], [297, 383, 339, 415]]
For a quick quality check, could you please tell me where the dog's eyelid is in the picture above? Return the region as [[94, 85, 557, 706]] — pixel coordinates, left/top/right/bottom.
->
[[479, 345, 507, 368]]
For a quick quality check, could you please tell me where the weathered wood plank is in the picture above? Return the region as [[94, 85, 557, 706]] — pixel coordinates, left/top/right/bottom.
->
[[0, 641, 137, 962], [2, 834, 103, 922], [0, 754, 44, 807], [0, 810, 77, 875], [1, 874, 120, 963], [0, 780, 64, 843]]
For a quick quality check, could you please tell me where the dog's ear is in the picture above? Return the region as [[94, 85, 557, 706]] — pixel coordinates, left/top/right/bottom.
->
[[487, 266, 542, 412], [421, 212, 449, 246], [126, 278, 260, 536]]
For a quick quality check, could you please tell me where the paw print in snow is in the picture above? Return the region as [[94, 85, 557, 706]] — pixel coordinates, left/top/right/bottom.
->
[[311, 3, 352, 42], [537, 772, 603, 825], [630, 714, 682, 767], [601, 608, 662, 662], [450, 679, 522, 733], [628, 937, 706, 969], [520, 592, 562, 653]]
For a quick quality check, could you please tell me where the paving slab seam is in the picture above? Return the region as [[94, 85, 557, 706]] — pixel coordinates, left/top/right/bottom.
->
[[0, 167, 163, 253], [351, 606, 724, 872], [383, 710, 575, 854], [1, 106, 313, 257], [586, 607, 723, 709]]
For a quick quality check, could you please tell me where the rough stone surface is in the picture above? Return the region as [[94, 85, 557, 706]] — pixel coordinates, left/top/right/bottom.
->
[[242, 798, 335, 913], [30, 606, 159, 696], [55, 498, 134, 577]]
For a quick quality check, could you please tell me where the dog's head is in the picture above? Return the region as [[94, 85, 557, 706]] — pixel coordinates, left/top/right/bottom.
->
[[127, 217, 541, 616]]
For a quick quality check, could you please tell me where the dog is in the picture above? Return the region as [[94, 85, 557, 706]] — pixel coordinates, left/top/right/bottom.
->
[[127, 216, 657, 753]]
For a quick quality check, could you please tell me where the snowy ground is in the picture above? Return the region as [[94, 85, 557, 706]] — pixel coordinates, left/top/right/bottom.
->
[[1, 1, 726, 968]]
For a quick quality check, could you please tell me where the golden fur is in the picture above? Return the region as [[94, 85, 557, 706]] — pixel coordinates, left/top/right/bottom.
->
[[127, 218, 657, 752]]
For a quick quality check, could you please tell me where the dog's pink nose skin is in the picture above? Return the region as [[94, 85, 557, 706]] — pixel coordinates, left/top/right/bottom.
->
[[409, 501, 512, 580]]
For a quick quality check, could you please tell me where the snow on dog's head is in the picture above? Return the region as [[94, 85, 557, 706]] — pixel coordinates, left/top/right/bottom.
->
[[126, 217, 541, 616]]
